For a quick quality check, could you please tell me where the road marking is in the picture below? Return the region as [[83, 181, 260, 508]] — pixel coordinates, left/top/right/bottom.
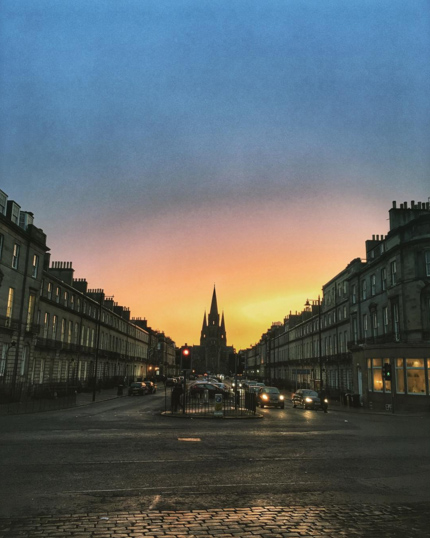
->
[[178, 438, 201, 442], [149, 494, 161, 509], [62, 481, 325, 494]]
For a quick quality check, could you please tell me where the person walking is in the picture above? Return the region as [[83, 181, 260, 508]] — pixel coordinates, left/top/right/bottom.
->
[[171, 383, 183, 412]]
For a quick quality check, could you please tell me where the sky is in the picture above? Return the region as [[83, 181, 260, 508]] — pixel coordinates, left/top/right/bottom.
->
[[1, 0, 429, 350]]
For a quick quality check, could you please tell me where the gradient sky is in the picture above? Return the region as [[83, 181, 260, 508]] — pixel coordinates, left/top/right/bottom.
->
[[1, 0, 429, 350]]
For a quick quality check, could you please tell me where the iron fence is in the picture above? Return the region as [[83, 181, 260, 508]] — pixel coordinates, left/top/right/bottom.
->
[[168, 389, 258, 417], [0, 381, 77, 415]]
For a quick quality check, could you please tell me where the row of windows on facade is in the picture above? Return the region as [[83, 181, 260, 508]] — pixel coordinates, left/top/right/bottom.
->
[[37, 312, 147, 358], [4, 282, 147, 346], [0, 349, 145, 384], [368, 358, 430, 395], [320, 259, 401, 308], [0, 235, 40, 276], [262, 303, 401, 363], [352, 254, 430, 303], [40, 280, 140, 336]]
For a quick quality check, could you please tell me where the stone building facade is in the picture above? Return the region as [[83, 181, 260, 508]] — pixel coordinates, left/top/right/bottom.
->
[[0, 190, 176, 402], [241, 200, 430, 412]]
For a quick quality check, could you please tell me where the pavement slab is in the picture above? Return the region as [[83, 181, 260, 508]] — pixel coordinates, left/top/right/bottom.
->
[[0, 504, 428, 538]]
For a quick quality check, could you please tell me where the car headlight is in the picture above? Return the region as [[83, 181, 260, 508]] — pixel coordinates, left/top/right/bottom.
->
[[324, 398, 328, 403], [262, 394, 269, 400], [305, 397, 313, 403], [279, 395, 284, 400]]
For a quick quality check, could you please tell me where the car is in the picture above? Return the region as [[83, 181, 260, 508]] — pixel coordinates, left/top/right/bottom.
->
[[292, 389, 328, 411], [144, 380, 157, 394], [189, 382, 231, 399], [165, 377, 178, 387], [128, 382, 147, 396], [257, 386, 285, 408]]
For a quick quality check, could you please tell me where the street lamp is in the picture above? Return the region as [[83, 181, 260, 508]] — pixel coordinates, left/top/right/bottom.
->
[[305, 296, 323, 392]]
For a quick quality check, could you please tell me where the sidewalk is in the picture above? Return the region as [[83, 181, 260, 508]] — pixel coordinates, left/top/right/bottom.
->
[[75, 387, 123, 407]]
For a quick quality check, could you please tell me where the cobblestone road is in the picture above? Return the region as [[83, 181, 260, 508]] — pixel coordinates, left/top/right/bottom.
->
[[0, 504, 428, 538]]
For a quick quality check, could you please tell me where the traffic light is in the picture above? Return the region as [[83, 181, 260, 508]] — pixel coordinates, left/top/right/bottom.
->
[[182, 347, 191, 369], [383, 363, 392, 381]]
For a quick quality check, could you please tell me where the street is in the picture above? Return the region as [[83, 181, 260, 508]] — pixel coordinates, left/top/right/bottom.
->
[[0, 390, 429, 537]]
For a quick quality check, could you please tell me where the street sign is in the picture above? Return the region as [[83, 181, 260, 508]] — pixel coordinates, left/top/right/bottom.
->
[[214, 393, 223, 417]]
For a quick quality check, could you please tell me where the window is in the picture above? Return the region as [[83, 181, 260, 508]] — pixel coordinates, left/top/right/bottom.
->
[[60, 319, 66, 342], [64, 291, 68, 307], [362, 280, 367, 300], [425, 252, 430, 277], [393, 303, 400, 341], [55, 287, 60, 303], [352, 284, 357, 304], [74, 322, 79, 344], [363, 314, 368, 340], [26, 294, 36, 331], [372, 312, 378, 337], [381, 267, 387, 291], [43, 313, 50, 338], [31, 254, 39, 278], [396, 359, 405, 393], [52, 315, 58, 340], [371, 274, 376, 296], [70, 295, 74, 310], [370, 358, 383, 392], [406, 359, 425, 394], [0, 346, 7, 377], [0, 234, 4, 260], [383, 307, 389, 334], [390, 260, 397, 286], [352, 316, 358, 344], [12, 243, 20, 269], [68, 321, 73, 343], [6, 288, 14, 323], [47, 283, 53, 300]]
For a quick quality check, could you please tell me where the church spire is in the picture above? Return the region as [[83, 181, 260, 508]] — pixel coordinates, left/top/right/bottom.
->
[[209, 285, 218, 318], [202, 311, 207, 330]]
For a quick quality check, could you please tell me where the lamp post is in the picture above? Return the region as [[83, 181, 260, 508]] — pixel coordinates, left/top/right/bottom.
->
[[305, 296, 323, 391]]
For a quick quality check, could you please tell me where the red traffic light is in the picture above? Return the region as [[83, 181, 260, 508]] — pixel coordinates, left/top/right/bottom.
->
[[182, 348, 190, 356]]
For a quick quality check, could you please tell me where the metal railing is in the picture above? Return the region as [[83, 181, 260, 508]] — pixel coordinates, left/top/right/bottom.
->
[[168, 389, 258, 417]]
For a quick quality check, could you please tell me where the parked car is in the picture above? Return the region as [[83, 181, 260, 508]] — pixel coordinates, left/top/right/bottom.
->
[[189, 382, 231, 399], [165, 377, 178, 387], [292, 389, 328, 411], [128, 382, 147, 396], [257, 386, 285, 409], [144, 381, 157, 394]]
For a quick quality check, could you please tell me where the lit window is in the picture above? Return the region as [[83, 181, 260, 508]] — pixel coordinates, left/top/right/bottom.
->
[[396, 358, 405, 393], [26, 294, 36, 331], [12, 243, 20, 269], [47, 283, 53, 300], [406, 359, 425, 394], [6, 287, 14, 323], [31, 254, 39, 278], [55, 287, 60, 303], [371, 358, 383, 392]]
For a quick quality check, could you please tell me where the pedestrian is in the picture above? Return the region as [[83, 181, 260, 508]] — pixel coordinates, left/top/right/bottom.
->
[[171, 383, 183, 412]]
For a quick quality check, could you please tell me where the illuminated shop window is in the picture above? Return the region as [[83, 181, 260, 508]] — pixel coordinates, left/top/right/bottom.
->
[[372, 358, 383, 392], [406, 359, 425, 395], [396, 359, 405, 394]]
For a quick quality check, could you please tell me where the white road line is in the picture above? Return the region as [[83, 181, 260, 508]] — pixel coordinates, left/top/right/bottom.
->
[[149, 494, 161, 509], [62, 481, 324, 494]]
